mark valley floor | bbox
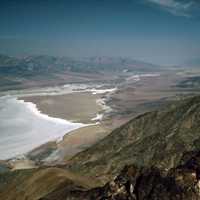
[2,69,200,170]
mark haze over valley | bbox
[0,0,200,199]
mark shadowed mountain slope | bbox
[41,151,200,200]
[68,95,200,183]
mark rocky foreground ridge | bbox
[1,151,200,200]
[41,151,200,200]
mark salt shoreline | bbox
[0,73,162,163]
[0,83,117,98]
[0,84,117,160]
[0,96,88,160]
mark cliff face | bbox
[67,96,200,183]
[40,151,200,200]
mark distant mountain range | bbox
[0,54,165,91]
[0,54,162,74]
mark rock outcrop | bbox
[42,151,200,200]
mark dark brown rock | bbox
[41,151,200,200]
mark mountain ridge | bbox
[67,95,200,183]
[41,150,200,200]
[0,54,165,91]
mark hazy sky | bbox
[0,0,200,65]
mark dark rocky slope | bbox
[68,95,200,183]
[2,151,200,200]
[41,151,200,200]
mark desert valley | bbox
[1,0,200,199]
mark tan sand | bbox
[18,124,109,166]
[58,124,109,161]
[12,92,111,167]
[19,92,103,123]
[9,159,37,170]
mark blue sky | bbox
[0,0,200,65]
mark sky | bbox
[0,0,200,65]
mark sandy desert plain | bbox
[1,69,200,170]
